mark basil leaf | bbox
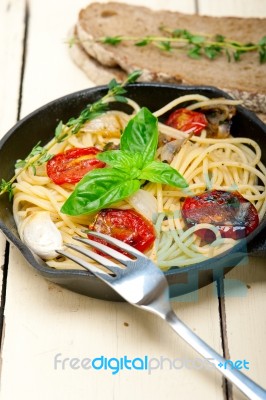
[97,150,143,171]
[139,161,188,188]
[120,107,158,165]
[61,168,140,215]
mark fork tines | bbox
[56,231,146,278]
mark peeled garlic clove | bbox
[21,211,63,260]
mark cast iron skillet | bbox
[0,83,265,301]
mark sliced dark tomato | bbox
[89,208,156,253]
[47,147,106,185]
[181,190,259,242]
[166,108,208,136]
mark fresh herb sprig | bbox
[61,107,188,216]
[0,143,53,199]
[97,28,266,63]
[54,70,141,139]
[0,71,142,199]
[15,142,53,173]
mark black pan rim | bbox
[0,82,265,292]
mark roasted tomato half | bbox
[181,190,259,242]
[166,108,208,136]
[89,208,156,253]
[47,147,106,185]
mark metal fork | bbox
[57,232,266,400]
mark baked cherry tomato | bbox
[166,108,208,135]
[181,190,259,242]
[47,147,106,185]
[89,208,156,253]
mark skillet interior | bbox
[0,83,265,301]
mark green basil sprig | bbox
[61,107,188,216]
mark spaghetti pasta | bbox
[12,95,266,271]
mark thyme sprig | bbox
[0,70,142,199]
[15,142,54,172]
[96,27,266,63]
[0,180,13,201]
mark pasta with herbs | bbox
[12,94,266,271]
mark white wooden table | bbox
[0,1,265,399]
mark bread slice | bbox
[69,27,127,84]
[75,2,266,113]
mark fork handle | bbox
[165,310,266,400]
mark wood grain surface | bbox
[0,1,265,399]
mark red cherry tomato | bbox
[47,147,106,185]
[89,208,156,253]
[181,190,259,242]
[166,108,208,135]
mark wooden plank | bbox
[0,0,26,334]
[222,258,266,400]
[198,0,266,17]
[20,0,92,115]
[198,1,266,398]
[0,0,26,136]
[0,239,6,306]
[1,248,224,400]
[0,1,225,399]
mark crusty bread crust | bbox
[69,27,127,84]
[75,2,266,113]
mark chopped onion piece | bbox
[127,189,157,221]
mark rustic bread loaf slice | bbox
[76,2,266,113]
[69,27,127,84]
